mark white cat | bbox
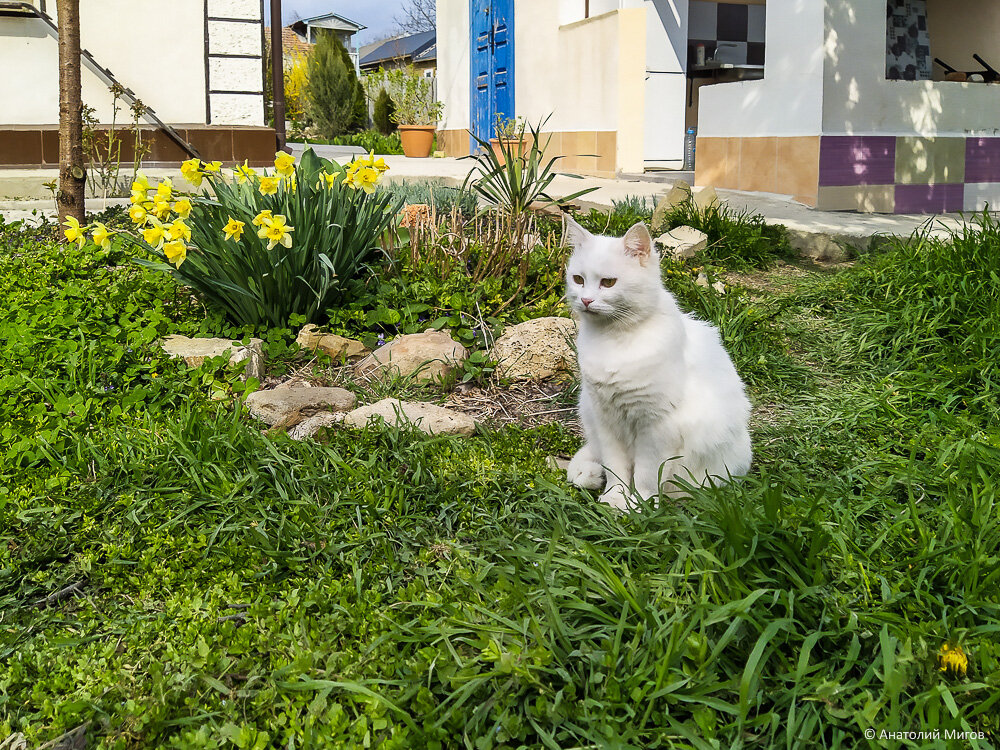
[563,216,752,509]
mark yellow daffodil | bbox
[317,170,340,190]
[234,161,257,185]
[91,222,113,251]
[151,195,172,221]
[142,218,167,249]
[155,177,173,201]
[173,198,192,219]
[286,175,297,194]
[223,217,245,242]
[257,213,294,250]
[63,216,87,247]
[252,209,273,227]
[168,218,191,243]
[128,204,148,225]
[180,158,203,186]
[354,166,380,194]
[939,643,969,677]
[367,150,389,173]
[258,176,280,196]
[274,151,296,177]
[162,239,187,269]
[203,161,222,173]
[133,172,152,192]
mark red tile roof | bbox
[263,26,313,58]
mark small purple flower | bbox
[377,333,386,346]
[418,316,427,323]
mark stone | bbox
[654,225,709,260]
[695,272,726,294]
[693,185,721,212]
[244,386,356,427]
[161,335,263,380]
[492,317,578,381]
[342,398,477,436]
[785,229,854,263]
[296,324,369,361]
[546,456,571,472]
[354,331,468,384]
[651,180,692,233]
[287,411,344,441]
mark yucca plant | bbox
[108,148,402,328]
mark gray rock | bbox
[693,185,721,212]
[296,324,369,361]
[342,398,477,436]
[354,331,468,384]
[786,229,856,262]
[651,180,692,234]
[492,317,578,381]
[695,272,726,294]
[287,412,344,441]
[244,386,356,427]
[161,335,263,380]
[654,225,709,259]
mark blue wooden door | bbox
[470,0,514,152]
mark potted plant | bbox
[390,67,444,158]
[490,114,527,166]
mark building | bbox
[288,11,366,72]
[360,31,437,75]
[0,0,274,167]
[437,0,1000,213]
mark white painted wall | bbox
[0,0,264,126]
[644,0,688,164]
[823,0,1000,136]
[436,0,470,132]
[697,0,826,137]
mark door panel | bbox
[470,0,514,152]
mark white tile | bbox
[688,0,717,39]
[747,4,766,43]
[964,182,1000,211]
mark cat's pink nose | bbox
[582,297,594,307]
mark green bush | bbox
[373,88,396,135]
[306,32,365,137]
[330,129,403,155]
[116,149,401,328]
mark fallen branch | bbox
[33,580,85,608]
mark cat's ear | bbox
[563,213,592,249]
[623,222,653,264]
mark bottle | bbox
[684,127,697,170]
[696,44,706,67]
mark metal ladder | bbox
[0,0,202,159]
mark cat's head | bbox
[564,215,661,322]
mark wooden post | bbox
[57,0,86,226]
[270,0,287,150]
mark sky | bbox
[264,1,408,46]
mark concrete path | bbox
[0,147,973,243]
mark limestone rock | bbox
[244,386,356,427]
[651,180,692,234]
[287,411,344,441]
[693,186,721,212]
[296,324,369,361]
[785,229,854,263]
[161,335,263,380]
[546,455,571,472]
[654,225,708,260]
[354,331,467,384]
[492,317,578,381]
[342,398,477,436]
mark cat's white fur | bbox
[564,216,752,509]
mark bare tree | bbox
[57,0,86,225]
[394,0,436,34]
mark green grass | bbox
[1,209,998,748]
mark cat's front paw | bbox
[567,453,605,490]
[598,484,634,511]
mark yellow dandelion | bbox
[939,643,969,677]
[162,239,187,269]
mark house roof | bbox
[264,26,314,57]
[413,43,436,64]
[360,30,435,68]
[297,11,366,32]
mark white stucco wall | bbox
[1,0,264,127]
[696,0,826,137]
[436,0,470,132]
[823,0,1000,136]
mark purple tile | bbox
[894,184,964,214]
[819,136,897,186]
[965,138,1000,183]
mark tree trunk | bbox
[57,0,86,226]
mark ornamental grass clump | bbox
[67,149,401,328]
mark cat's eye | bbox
[600,278,617,288]
[572,275,584,285]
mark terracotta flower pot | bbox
[398,125,436,158]
[489,138,527,166]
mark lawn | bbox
[1,194,998,749]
